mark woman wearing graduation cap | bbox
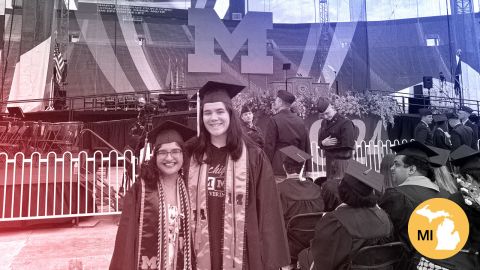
[186,81,290,270]
[110,121,196,270]
[298,160,394,270]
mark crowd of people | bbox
[110,81,480,270]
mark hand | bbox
[322,136,338,146]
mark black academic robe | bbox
[277,178,324,222]
[277,178,324,262]
[433,127,451,150]
[309,205,393,270]
[110,182,142,270]
[379,185,449,250]
[447,192,480,270]
[450,124,473,150]
[264,109,310,176]
[185,142,291,270]
[414,121,433,145]
[464,120,479,150]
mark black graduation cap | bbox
[198,81,245,105]
[343,160,384,193]
[449,145,480,171]
[390,141,439,159]
[279,145,312,163]
[147,120,196,147]
[433,114,447,123]
[427,146,450,167]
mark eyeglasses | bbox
[155,149,183,159]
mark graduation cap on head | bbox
[343,160,384,194]
[390,141,439,159]
[198,81,245,106]
[147,120,196,148]
[449,145,480,171]
[433,114,447,123]
[427,146,450,167]
[280,145,312,163]
[279,145,312,180]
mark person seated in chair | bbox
[297,160,393,270]
[277,146,324,267]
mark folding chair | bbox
[348,241,409,270]
[286,212,325,264]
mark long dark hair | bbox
[190,101,252,163]
[140,142,188,185]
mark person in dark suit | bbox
[264,90,310,180]
[459,106,479,150]
[240,104,264,148]
[317,97,356,182]
[432,114,452,150]
[448,112,474,150]
[414,108,433,145]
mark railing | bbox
[0,150,135,222]
[1,139,478,222]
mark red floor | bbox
[0,215,119,270]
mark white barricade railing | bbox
[309,139,413,179]
[1,139,476,221]
[0,150,135,222]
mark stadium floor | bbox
[0,215,119,270]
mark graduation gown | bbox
[379,180,449,249]
[241,122,265,149]
[447,192,480,269]
[309,205,393,270]
[414,121,433,146]
[186,142,290,270]
[450,124,473,150]
[433,127,451,150]
[318,114,356,158]
[277,178,324,222]
[264,109,310,176]
[464,120,479,150]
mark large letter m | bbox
[188,8,273,74]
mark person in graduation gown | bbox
[110,121,196,270]
[185,81,290,270]
[458,106,479,150]
[264,90,310,180]
[276,146,324,265]
[432,114,452,150]
[298,160,394,270]
[240,104,265,148]
[414,108,434,145]
[379,142,450,253]
[448,112,474,150]
[447,145,480,269]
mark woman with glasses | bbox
[186,81,290,270]
[110,120,196,270]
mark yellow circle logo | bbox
[408,198,469,259]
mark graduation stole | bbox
[137,178,193,270]
[188,143,249,270]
